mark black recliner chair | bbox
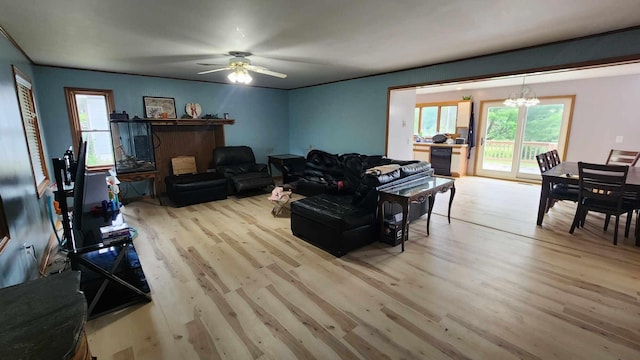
[212,146,274,195]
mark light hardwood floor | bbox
[85,176,640,359]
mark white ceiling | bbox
[415,61,640,94]
[1,0,640,89]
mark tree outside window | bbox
[65,88,115,168]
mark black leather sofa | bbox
[288,150,433,257]
[165,172,228,207]
[212,146,274,195]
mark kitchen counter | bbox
[413,143,468,177]
[414,142,468,148]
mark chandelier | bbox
[228,68,252,84]
[503,76,540,107]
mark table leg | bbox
[151,177,157,199]
[448,183,456,224]
[426,195,434,236]
[635,209,639,246]
[377,198,385,243]
[401,200,409,252]
[267,159,274,177]
[537,178,551,226]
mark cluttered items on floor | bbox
[268,185,293,217]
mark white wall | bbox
[387,88,416,160]
[415,73,640,173]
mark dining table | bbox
[537,162,640,233]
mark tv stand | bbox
[52,157,73,245]
[52,157,151,319]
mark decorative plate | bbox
[185,103,202,119]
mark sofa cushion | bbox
[231,172,274,192]
[165,173,228,207]
[165,172,227,191]
[291,194,374,230]
[399,161,432,177]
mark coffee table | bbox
[378,176,455,252]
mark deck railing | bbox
[484,140,557,161]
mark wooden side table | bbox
[268,154,306,183]
[378,176,455,252]
[117,170,159,200]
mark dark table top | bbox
[0,271,86,360]
[380,176,454,197]
[543,162,640,188]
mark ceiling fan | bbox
[197,51,287,84]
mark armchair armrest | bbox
[250,163,268,173]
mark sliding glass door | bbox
[476,96,574,180]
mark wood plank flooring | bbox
[85,176,640,359]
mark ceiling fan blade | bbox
[247,65,287,78]
[197,67,233,75]
[197,62,228,67]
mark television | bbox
[70,140,87,251]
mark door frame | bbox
[473,95,575,179]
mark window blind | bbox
[14,68,48,197]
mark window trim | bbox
[415,100,459,138]
[64,87,115,171]
[13,66,49,198]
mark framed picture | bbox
[143,96,176,119]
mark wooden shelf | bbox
[149,119,235,126]
[110,118,235,126]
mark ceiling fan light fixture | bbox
[504,76,539,107]
[228,68,252,84]
[228,70,238,83]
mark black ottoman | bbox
[165,173,228,207]
[290,193,376,257]
[230,172,274,193]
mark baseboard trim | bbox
[40,222,61,275]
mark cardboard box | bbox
[382,218,403,246]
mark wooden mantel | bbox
[149,118,234,194]
[147,118,235,126]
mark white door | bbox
[476,97,574,180]
[387,88,416,159]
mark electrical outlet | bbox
[24,243,34,257]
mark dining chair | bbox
[549,149,561,167]
[606,149,640,166]
[569,162,634,245]
[536,153,578,213]
[603,149,640,235]
[544,152,556,168]
[536,153,550,173]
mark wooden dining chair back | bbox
[536,153,551,173]
[606,149,640,166]
[569,162,632,245]
[537,153,578,213]
[549,149,561,167]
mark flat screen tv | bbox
[70,140,87,251]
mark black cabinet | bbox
[431,147,452,176]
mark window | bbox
[65,88,115,169]
[414,101,458,138]
[13,66,49,198]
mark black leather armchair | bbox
[212,146,274,194]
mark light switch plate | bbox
[615,136,623,143]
